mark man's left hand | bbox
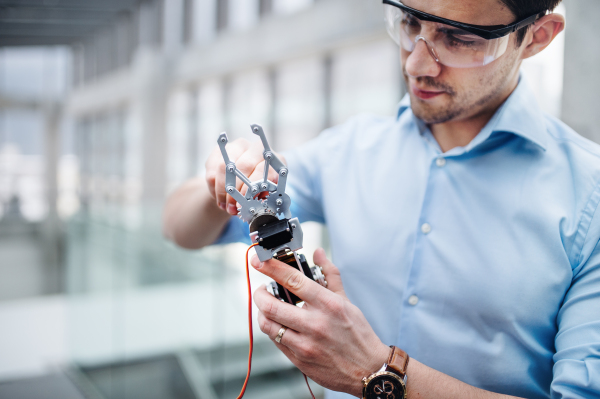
[251,248,390,397]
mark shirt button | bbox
[436,157,446,167]
[408,295,419,306]
[421,223,431,234]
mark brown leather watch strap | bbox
[386,346,409,378]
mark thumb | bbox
[313,248,347,299]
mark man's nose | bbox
[404,39,441,78]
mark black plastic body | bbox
[256,219,293,250]
[276,253,314,305]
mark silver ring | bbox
[275,326,287,343]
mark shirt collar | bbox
[396,76,548,152]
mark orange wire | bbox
[237,243,258,399]
[237,243,315,399]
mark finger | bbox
[256,310,302,348]
[207,140,249,209]
[251,254,330,309]
[213,162,228,210]
[246,160,280,200]
[204,146,224,204]
[313,248,346,298]
[225,142,265,213]
[256,313,306,369]
[254,284,308,332]
[226,145,285,210]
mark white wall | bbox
[276,56,324,151]
[196,79,224,176]
[228,0,260,32]
[331,38,402,126]
[192,0,217,44]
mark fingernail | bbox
[227,204,237,214]
[250,255,262,269]
[218,202,226,210]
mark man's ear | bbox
[521,13,565,60]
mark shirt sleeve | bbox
[552,194,600,398]
[283,135,328,225]
[212,216,251,245]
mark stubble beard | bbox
[402,54,517,125]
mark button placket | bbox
[396,148,443,348]
[421,223,431,234]
[408,295,419,306]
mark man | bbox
[164,0,600,397]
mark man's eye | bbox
[446,35,476,48]
[401,15,420,27]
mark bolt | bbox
[276,198,283,206]
[228,166,234,173]
[286,228,290,232]
[280,169,287,176]
[252,186,258,193]
[253,127,259,132]
[261,183,267,189]
[250,208,256,214]
[291,224,296,229]
[227,187,234,193]
[259,237,263,242]
[220,137,226,142]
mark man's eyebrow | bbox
[437,26,477,35]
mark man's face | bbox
[401,0,523,124]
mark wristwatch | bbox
[362,346,409,399]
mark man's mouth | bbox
[411,84,445,100]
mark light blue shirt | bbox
[216,79,600,399]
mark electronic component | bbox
[217,124,327,305]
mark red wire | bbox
[303,373,316,399]
[237,243,315,399]
[237,243,258,399]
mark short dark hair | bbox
[498,0,562,46]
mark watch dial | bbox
[365,375,404,399]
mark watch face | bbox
[365,374,405,399]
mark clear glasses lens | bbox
[384,5,510,68]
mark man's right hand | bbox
[204,137,286,216]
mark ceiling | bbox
[0,0,139,46]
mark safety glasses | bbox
[383,0,545,68]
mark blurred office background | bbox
[0,0,596,398]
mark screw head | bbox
[253,127,259,132]
[220,137,226,142]
[250,208,256,214]
[252,186,258,192]
[276,198,283,206]
[261,183,267,189]
[227,187,234,193]
[280,169,287,176]
[227,166,234,172]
